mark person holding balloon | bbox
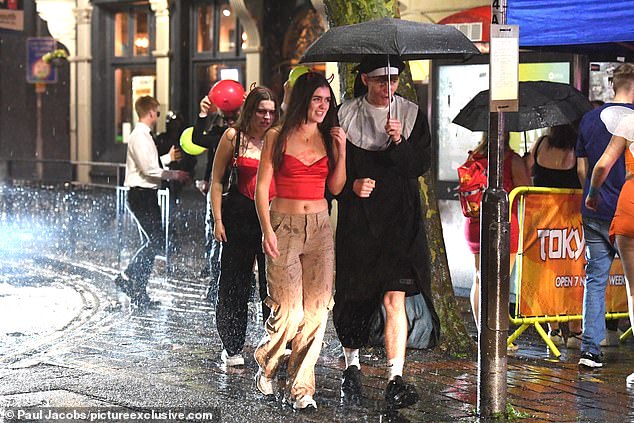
[152,110,196,267]
[209,85,279,367]
[190,81,243,300]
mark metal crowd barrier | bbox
[507,186,630,357]
[2,158,126,187]
[2,158,173,276]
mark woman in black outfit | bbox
[209,87,278,367]
[526,123,583,348]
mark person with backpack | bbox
[458,132,531,330]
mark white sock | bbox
[387,358,404,381]
[344,348,360,369]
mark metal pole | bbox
[35,83,45,180]
[478,0,510,417]
[387,54,392,119]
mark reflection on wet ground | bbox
[1,183,634,422]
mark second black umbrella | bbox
[452,81,593,132]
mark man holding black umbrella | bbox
[298,16,476,410]
[334,55,439,409]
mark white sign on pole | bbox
[490,24,519,112]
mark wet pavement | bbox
[2,183,634,422]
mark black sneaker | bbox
[385,376,419,409]
[579,351,603,368]
[340,366,363,405]
[113,275,132,296]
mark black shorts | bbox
[383,277,419,297]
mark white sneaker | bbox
[578,351,603,368]
[548,330,565,347]
[255,369,275,396]
[221,349,244,367]
[291,394,317,411]
[627,372,634,385]
[566,332,582,349]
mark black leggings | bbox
[215,192,269,355]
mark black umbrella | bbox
[300,18,479,118]
[452,81,593,132]
[299,17,480,63]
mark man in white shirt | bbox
[115,96,190,308]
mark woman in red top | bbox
[254,72,346,410]
[210,87,278,368]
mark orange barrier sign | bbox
[517,190,626,317]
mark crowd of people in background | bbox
[113,59,634,412]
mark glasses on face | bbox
[255,109,275,117]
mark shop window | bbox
[134,12,150,56]
[194,0,243,56]
[218,1,236,53]
[193,62,245,100]
[196,5,214,53]
[114,67,156,144]
[114,13,129,56]
[114,8,154,57]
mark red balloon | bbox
[208,80,245,113]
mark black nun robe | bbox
[333,94,440,350]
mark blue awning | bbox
[507,0,634,46]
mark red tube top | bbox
[274,154,329,200]
[236,156,275,201]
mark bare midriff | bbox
[270,197,328,215]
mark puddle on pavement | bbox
[0,283,83,338]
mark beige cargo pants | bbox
[254,210,334,399]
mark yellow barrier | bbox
[507,187,629,357]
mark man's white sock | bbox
[344,348,360,369]
[387,358,404,381]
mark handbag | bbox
[222,131,240,196]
